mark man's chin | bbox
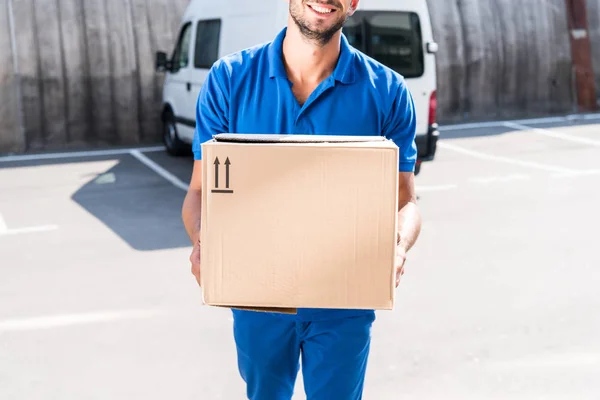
[291,12,344,45]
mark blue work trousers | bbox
[232,309,376,400]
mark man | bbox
[181,0,422,398]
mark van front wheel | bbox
[163,111,189,157]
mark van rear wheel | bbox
[163,111,189,157]
[414,161,421,176]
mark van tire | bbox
[162,110,189,157]
[414,162,421,176]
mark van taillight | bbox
[428,90,437,126]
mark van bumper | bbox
[416,123,439,162]
[414,123,439,175]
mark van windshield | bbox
[343,11,424,78]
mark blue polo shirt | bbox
[192,27,417,320]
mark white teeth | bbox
[310,5,333,14]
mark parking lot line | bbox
[437,141,578,174]
[129,150,190,191]
[416,184,458,192]
[503,122,600,146]
[0,225,59,236]
[0,213,6,232]
[553,169,600,178]
[0,212,58,236]
[469,174,531,184]
[0,146,164,163]
[0,309,163,332]
[440,112,600,131]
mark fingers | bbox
[190,245,201,287]
[395,262,405,288]
[191,263,201,287]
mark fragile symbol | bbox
[212,157,233,194]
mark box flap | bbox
[213,133,388,144]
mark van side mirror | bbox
[426,42,439,54]
[156,51,171,72]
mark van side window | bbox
[171,22,193,72]
[344,12,424,78]
[194,19,222,69]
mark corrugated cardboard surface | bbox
[200,135,399,313]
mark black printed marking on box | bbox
[212,156,234,194]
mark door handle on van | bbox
[186,82,191,91]
[426,42,439,54]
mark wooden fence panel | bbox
[12,0,44,150]
[0,0,598,153]
[428,0,577,123]
[35,0,68,149]
[589,0,600,98]
[1,0,188,153]
[57,0,90,147]
[0,0,23,153]
[106,0,139,145]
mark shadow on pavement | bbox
[70,154,193,251]
[0,151,194,251]
[439,125,516,139]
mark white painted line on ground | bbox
[129,150,190,192]
[470,174,531,184]
[1,225,59,236]
[0,309,163,332]
[0,212,58,236]
[416,184,458,192]
[0,213,7,233]
[437,141,578,174]
[553,169,600,178]
[440,113,600,131]
[503,122,600,146]
[0,146,165,163]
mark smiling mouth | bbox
[307,3,336,15]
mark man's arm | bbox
[394,171,422,285]
[381,77,421,286]
[182,161,203,245]
[396,171,421,254]
[182,60,230,286]
[182,60,230,243]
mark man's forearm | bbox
[182,189,202,245]
[396,201,422,252]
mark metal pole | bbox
[565,0,598,112]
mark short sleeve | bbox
[192,62,230,160]
[382,80,418,172]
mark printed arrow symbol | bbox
[224,157,231,189]
[214,157,220,188]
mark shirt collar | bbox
[268,27,357,84]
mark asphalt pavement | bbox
[1,115,599,399]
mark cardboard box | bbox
[200,134,399,313]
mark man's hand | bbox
[182,161,203,288]
[395,245,407,287]
[190,240,201,287]
[394,171,421,288]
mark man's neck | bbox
[282,20,341,84]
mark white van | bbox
[156,0,439,174]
